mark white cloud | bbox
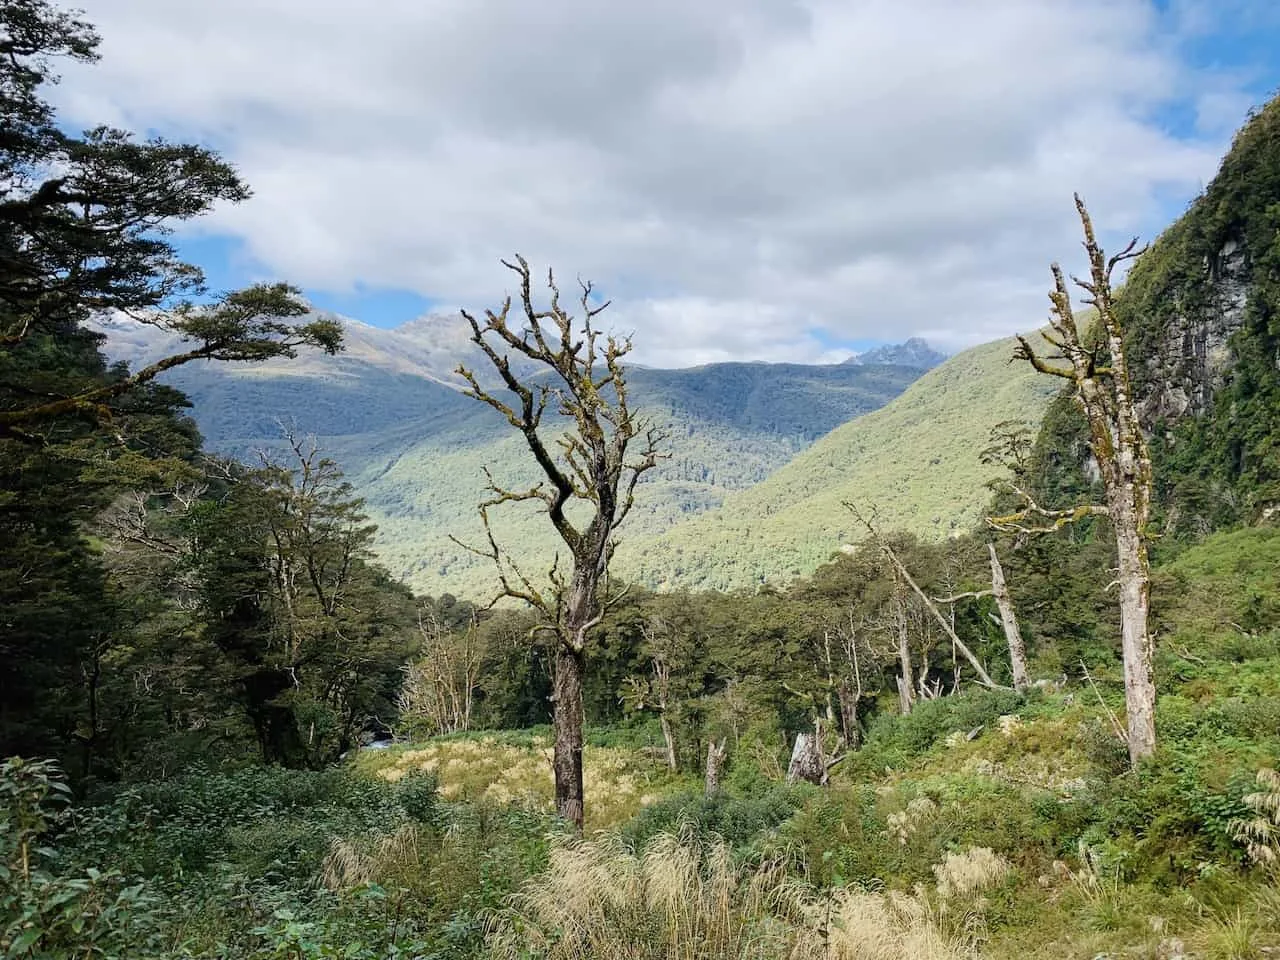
[54,0,1268,363]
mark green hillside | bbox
[347,363,922,596]
[150,355,924,597]
[620,334,1060,590]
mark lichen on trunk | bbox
[452,255,665,830]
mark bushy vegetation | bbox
[5,1,1280,957]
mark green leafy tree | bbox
[0,0,343,767]
[193,440,416,767]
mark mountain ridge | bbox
[844,336,947,369]
[100,320,946,596]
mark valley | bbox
[6,4,1280,959]
[101,315,1058,598]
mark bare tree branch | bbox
[452,254,667,830]
[844,502,1006,690]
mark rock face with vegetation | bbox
[1122,98,1280,531]
[6,1,1280,958]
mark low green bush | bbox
[621,783,806,847]
[850,687,1029,773]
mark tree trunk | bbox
[704,738,727,797]
[998,196,1158,765]
[886,545,999,688]
[244,668,304,766]
[988,543,1030,692]
[896,604,915,715]
[1115,517,1156,762]
[787,723,828,786]
[552,645,586,830]
[837,682,862,750]
[659,712,678,772]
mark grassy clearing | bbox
[359,731,696,831]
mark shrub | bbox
[396,770,441,827]
[852,688,1028,772]
[1,758,169,958]
[621,784,805,847]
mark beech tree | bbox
[454,256,664,830]
[0,0,341,441]
[990,194,1156,763]
[0,0,340,764]
[195,438,414,766]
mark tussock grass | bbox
[1229,767,1280,867]
[485,829,1005,959]
[369,734,685,830]
[321,822,421,891]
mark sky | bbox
[51,0,1280,367]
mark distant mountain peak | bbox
[844,337,946,369]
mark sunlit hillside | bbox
[621,334,1060,590]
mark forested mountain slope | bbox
[1118,96,1280,532]
[100,315,930,596]
[621,334,1060,590]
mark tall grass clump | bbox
[1230,767,1280,868]
[485,828,989,960]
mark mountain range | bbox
[99,313,1055,599]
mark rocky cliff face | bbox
[1134,233,1252,426]
[1025,95,1280,531]
[1117,94,1279,428]
[1114,94,1280,526]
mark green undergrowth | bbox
[7,529,1280,958]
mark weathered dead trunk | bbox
[1114,511,1156,762]
[552,645,586,830]
[787,723,828,786]
[896,601,915,715]
[659,713,678,771]
[704,738,727,797]
[992,196,1161,764]
[848,505,1001,689]
[836,680,861,750]
[651,652,678,772]
[988,543,1030,692]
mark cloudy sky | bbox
[55,0,1280,366]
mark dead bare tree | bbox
[933,544,1031,692]
[824,607,883,749]
[889,580,916,714]
[986,544,1031,692]
[452,255,665,830]
[990,194,1156,764]
[704,738,727,797]
[844,502,1004,690]
[399,612,483,736]
[641,619,679,771]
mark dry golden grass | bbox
[321,822,421,891]
[372,735,678,830]
[933,847,1010,902]
[485,829,1000,960]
